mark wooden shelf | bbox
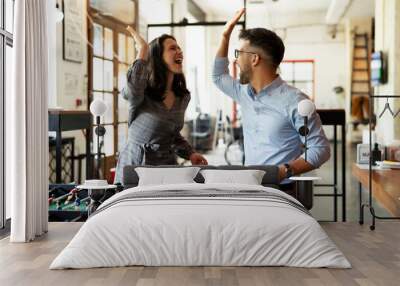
[352,163,400,216]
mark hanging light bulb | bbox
[90,99,107,117]
[55,3,64,23]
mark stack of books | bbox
[376,160,400,169]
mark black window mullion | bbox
[1,0,5,230]
[93,54,107,61]
[0,33,4,229]
[1,0,13,230]
[1,0,4,30]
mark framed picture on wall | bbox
[63,0,83,63]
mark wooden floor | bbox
[0,222,399,286]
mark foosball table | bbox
[48,184,120,221]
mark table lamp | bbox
[290,99,318,210]
[90,99,107,178]
[298,99,316,162]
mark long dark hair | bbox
[145,34,189,102]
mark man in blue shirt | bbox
[213,9,330,184]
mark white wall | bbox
[54,0,89,180]
[374,0,400,145]
[56,1,88,110]
[185,21,207,119]
[48,0,57,108]
[283,25,346,110]
[139,0,172,41]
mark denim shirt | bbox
[212,57,330,168]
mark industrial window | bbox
[280,60,315,100]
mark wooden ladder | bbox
[350,33,371,129]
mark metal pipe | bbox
[148,21,246,28]
[96,116,101,179]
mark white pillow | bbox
[135,167,200,186]
[200,169,266,185]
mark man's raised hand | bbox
[216,8,245,58]
[223,8,245,38]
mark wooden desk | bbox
[48,110,92,183]
[352,163,400,216]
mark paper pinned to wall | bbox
[63,0,83,63]
[64,72,80,97]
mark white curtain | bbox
[8,0,49,242]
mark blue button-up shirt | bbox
[212,57,330,168]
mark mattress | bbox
[50,183,351,269]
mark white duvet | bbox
[50,183,351,269]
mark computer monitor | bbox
[371,51,387,86]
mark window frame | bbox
[281,59,315,100]
[1,0,14,232]
[87,1,137,178]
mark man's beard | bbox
[239,69,251,84]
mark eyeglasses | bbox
[234,49,257,59]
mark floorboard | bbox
[1,222,399,286]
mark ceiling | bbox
[192,0,374,23]
[193,0,331,18]
[89,0,135,24]
[87,0,375,26]
[345,0,375,19]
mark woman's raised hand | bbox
[126,26,149,60]
[222,8,245,38]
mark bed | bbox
[50,165,350,269]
